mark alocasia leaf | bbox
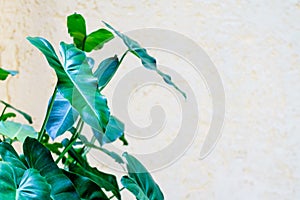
[69,164,121,200]
[103,21,186,99]
[0,68,17,80]
[67,13,114,52]
[0,142,27,184]
[23,137,80,200]
[0,121,37,142]
[63,170,109,200]
[17,168,51,200]
[46,91,79,140]
[0,100,32,124]
[94,55,119,90]
[122,152,164,200]
[27,37,110,133]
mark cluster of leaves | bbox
[0,13,184,199]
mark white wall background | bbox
[0,0,299,199]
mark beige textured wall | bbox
[0,0,299,199]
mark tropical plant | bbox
[0,13,185,200]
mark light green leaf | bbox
[67,13,86,50]
[67,13,114,52]
[103,21,186,99]
[123,152,164,200]
[121,176,149,200]
[0,121,37,142]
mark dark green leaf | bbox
[123,152,164,200]
[0,121,37,142]
[0,162,17,199]
[46,91,79,140]
[63,170,109,200]
[0,112,16,121]
[94,56,119,90]
[67,13,87,50]
[103,22,186,98]
[17,168,51,200]
[0,142,27,184]
[23,137,80,200]
[0,100,33,124]
[121,176,149,200]
[0,68,17,80]
[84,29,114,52]
[69,164,121,200]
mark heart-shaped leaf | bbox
[67,13,114,52]
[63,170,109,200]
[23,137,80,200]
[122,152,164,200]
[0,100,32,124]
[0,68,17,80]
[103,22,186,99]
[0,162,52,199]
[46,91,79,140]
[0,121,37,142]
[27,37,110,133]
[69,164,121,200]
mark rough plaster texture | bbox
[0,0,299,199]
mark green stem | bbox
[108,187,125,200]
[55,119,84,164]
[38,85,58,141]
[0,105,7,119]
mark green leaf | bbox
[0,162,52,199]
[0,100,33,124]
[69,164,121,200]
[63,170,109,200]
[0,112,16,121]
[0,162,17,199]
[0,68,17,80]
[94,56,119,90]
[93,115,125,146]
[27,37,110,133]
[67,13,86,50]
[103,22,186,99]
[121,176,149,200]
[46,91,79,140]
[84,29,114,52]
[17,168,51,200]
[23,137,80,200]
[67,13,114,52]
[0,121,37,142]
[0,142,27,184]
[59,42,110,132]
[123,152,164,200]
